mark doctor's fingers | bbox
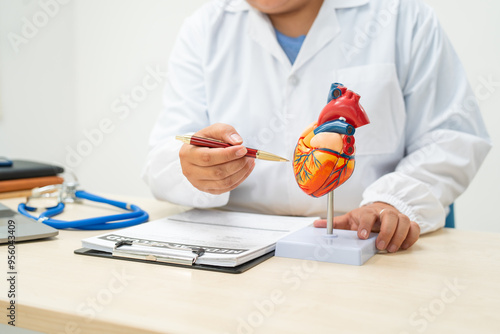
[194,159,256,195]
[400,222,420,250]
[195,123,244,145]
[350,206,381,239]
[180,144,248,167]
[376,210,415,252]
[182,153,253,182]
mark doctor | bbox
[143,0,491,252]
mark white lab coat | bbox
[143,0,491,233]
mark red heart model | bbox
[293,83,370,197]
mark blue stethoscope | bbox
[18,181,149,230]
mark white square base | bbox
[275,226,378,266]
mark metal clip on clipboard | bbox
[112,240,206,266]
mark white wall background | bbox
[0,0,499,233]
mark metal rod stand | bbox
[327,191,334,235]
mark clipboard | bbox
[75,209,316,274]
[74,247,274,274]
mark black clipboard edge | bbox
[74,247,274,274]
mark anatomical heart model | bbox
[275,84,374,263]
[276,88,372,262]
[293,83,370,198]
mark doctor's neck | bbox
[248,0,324,37]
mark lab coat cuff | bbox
[360,173,445,234]
[360,194,417,224]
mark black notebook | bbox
[0,160,64,181]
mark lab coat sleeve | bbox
[360,1,492,233]
[142,6,230,208]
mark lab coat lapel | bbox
[247,6,291,68]
[245,0,369,71]
[293,0,369,71]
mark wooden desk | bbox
[1,196,499,334]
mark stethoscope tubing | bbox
[18,190,149,230]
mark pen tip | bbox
[175,135,191,144]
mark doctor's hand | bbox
[313,202,420,252]
[179,123,256,195]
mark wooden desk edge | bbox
[0,300,163,334]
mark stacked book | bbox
[0,159,64,199]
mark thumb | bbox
[313,214,351,230]
[197,123,243,145]
[313,219,326,228]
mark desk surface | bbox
[0,196,499,334]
